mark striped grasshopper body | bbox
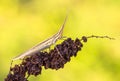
[12,16,67,61]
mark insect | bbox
[12,16,67,61]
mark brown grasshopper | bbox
[12,16,67,61]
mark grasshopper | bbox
[12,16,67,61]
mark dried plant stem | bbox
[86,35,115,40]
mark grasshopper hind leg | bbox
[9,60,13,73]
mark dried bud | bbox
[82,36,87,42]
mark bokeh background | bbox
[0,0,120,81]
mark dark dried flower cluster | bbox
[5,37,87,81]
[5,35,114,81]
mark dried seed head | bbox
[6,35,114,81]
[5,37,84,81]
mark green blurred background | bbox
[0,0,120,81]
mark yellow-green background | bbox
[0,0,120,81]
